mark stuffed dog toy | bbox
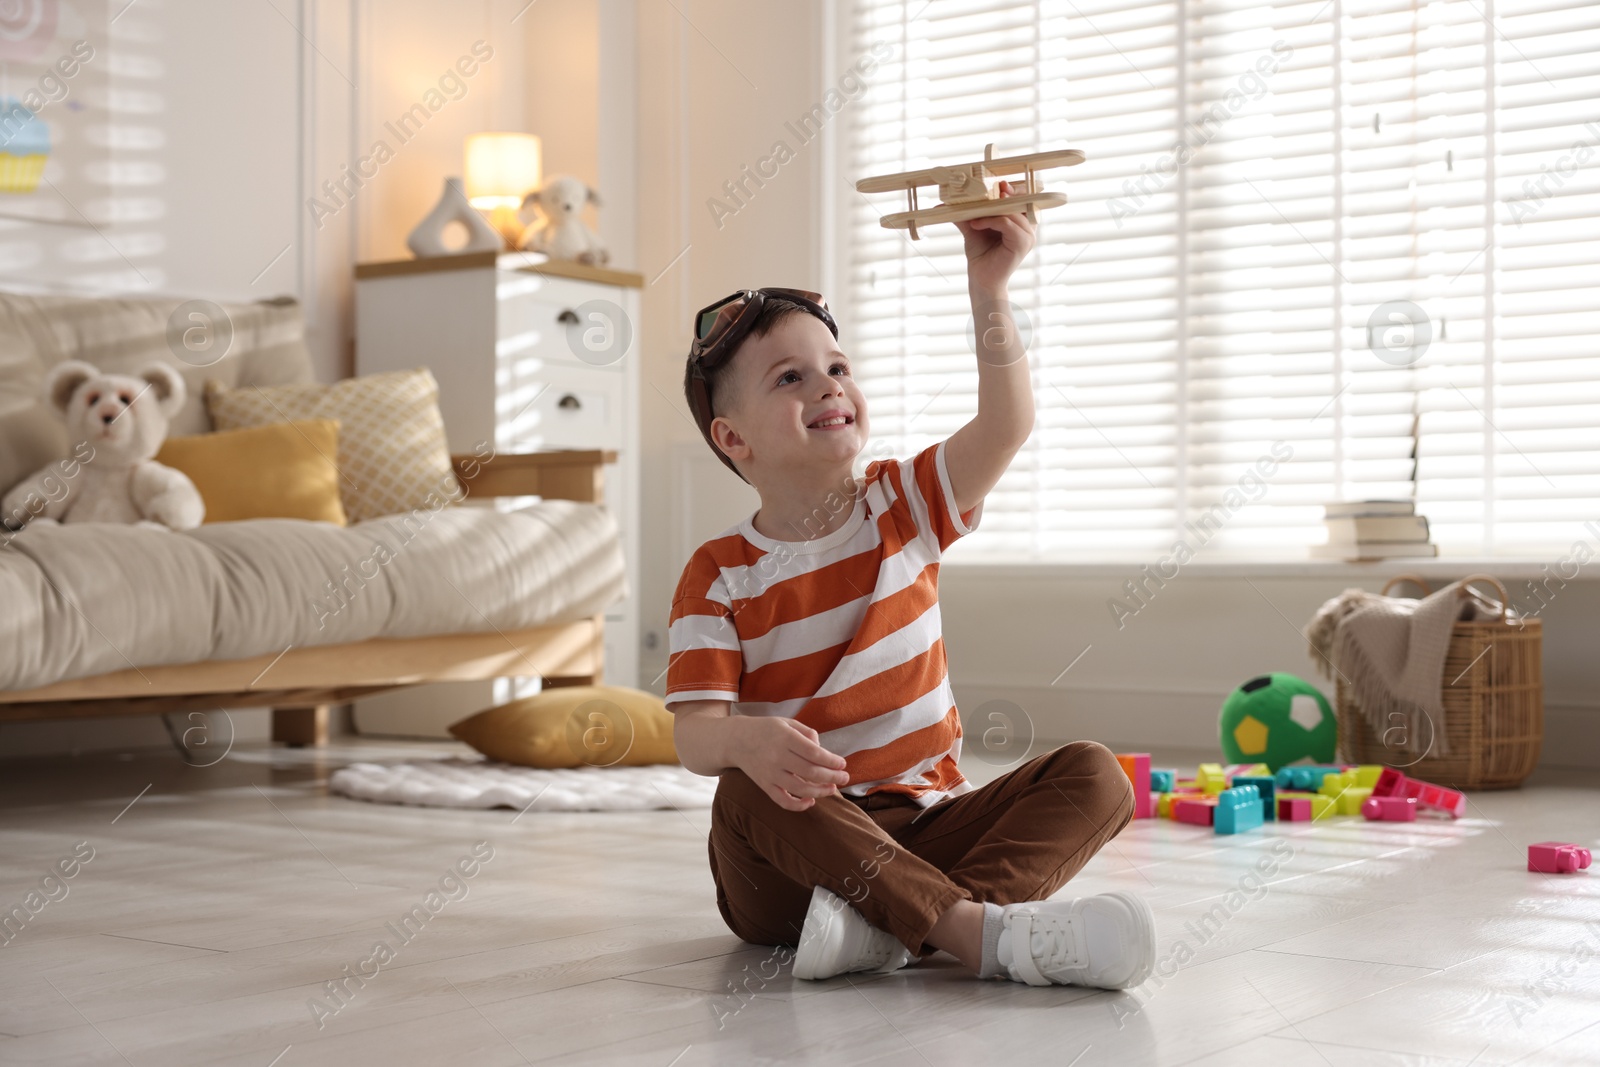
[518,174,610,266]
[1,360,204,530]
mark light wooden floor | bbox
[1,736,1596,1066]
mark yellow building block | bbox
[1198,763,1228,794]
[1336,786,1374,815]
[1319,770,1356,797]
[1240,763,1271,778]
[1353,765,1384,789]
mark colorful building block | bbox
[1116,753,1153,818]
[1413,781,1467,819]
[1318,770,1356,797]
[1278,796,1313,821]
[1371,767,1404,796]
[1275,765,1344,792]
[1373,768,1466,818]
[1352,765,1384,789]
[1159,791,1207,818]
[1232,775,1276,822]
[1150,769,1176,794]
[1197,763,1228,795]
[1361,795,1417,821]
[1528,842,1592,874]
[1174,797,1218,826]
[1276,791,1335,820]
[1225,763,1271,779]
[1335,786,1373,815]
[1214,785,1264,835]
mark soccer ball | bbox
[1218,673,1336,771]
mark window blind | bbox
[841,0,1600,558]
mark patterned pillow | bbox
[204,369,456,522]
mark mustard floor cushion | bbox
[449,685,679,768]
[155,418,348,525]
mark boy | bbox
[666,184,1155,989]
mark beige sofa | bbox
[0,291,625,746]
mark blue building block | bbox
[1150,769,1176,794]
[1214,785,1264,835]
[1276,765,1344,792]
[1232,775,1276,822]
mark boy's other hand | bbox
[732,716,851,812]
[954,180,1038,295]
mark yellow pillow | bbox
[156,419,348,525]
[449,686,679,768]
[204,369,455,523]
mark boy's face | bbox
[711,312,869,484]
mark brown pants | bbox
[707,741,1135,957]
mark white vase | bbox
[407,177,503,257]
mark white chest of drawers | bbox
[350,251,642,737]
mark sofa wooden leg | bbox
[542,676,598,689]
[273,705,329,747]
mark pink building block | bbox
[1372,767,1406,797]
[1371,768,1466,818]
[1277,797,1313,822]
[1174,798,1217,826]
[1361,796,1417,822]
[1528,842,1592,874]
[1117,753,1153,819]
[1415,781,1467,818]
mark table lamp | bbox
[465,132,542,249]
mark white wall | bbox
[0,0,607,380]
[634,0,826,684]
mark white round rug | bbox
[329,758,717,812]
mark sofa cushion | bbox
[0,499,626,693]
[155,419,348,525]
[449,686,678,768]
[205,368,455,524]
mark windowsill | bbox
[942,556,1576,582]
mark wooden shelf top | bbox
[356,250,645,289]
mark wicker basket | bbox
[1335,573,1543,790]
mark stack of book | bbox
[1312,500,1437,560]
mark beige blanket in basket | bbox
[1306,580,1512,757]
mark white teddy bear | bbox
[1,360,205,531]
[518,174,610,266]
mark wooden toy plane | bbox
[855,143,1085,239]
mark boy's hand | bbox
[730,716,850,812]
[953,180,1037,296]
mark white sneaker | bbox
[997,891,1156,989]
[791,885,913,980]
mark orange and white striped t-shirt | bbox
[666,439,983,807]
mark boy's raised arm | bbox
[943,181,1039,517]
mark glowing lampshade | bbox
[465,133,542,209]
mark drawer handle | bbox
[557,393,582,410]
[557,309,580,325]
